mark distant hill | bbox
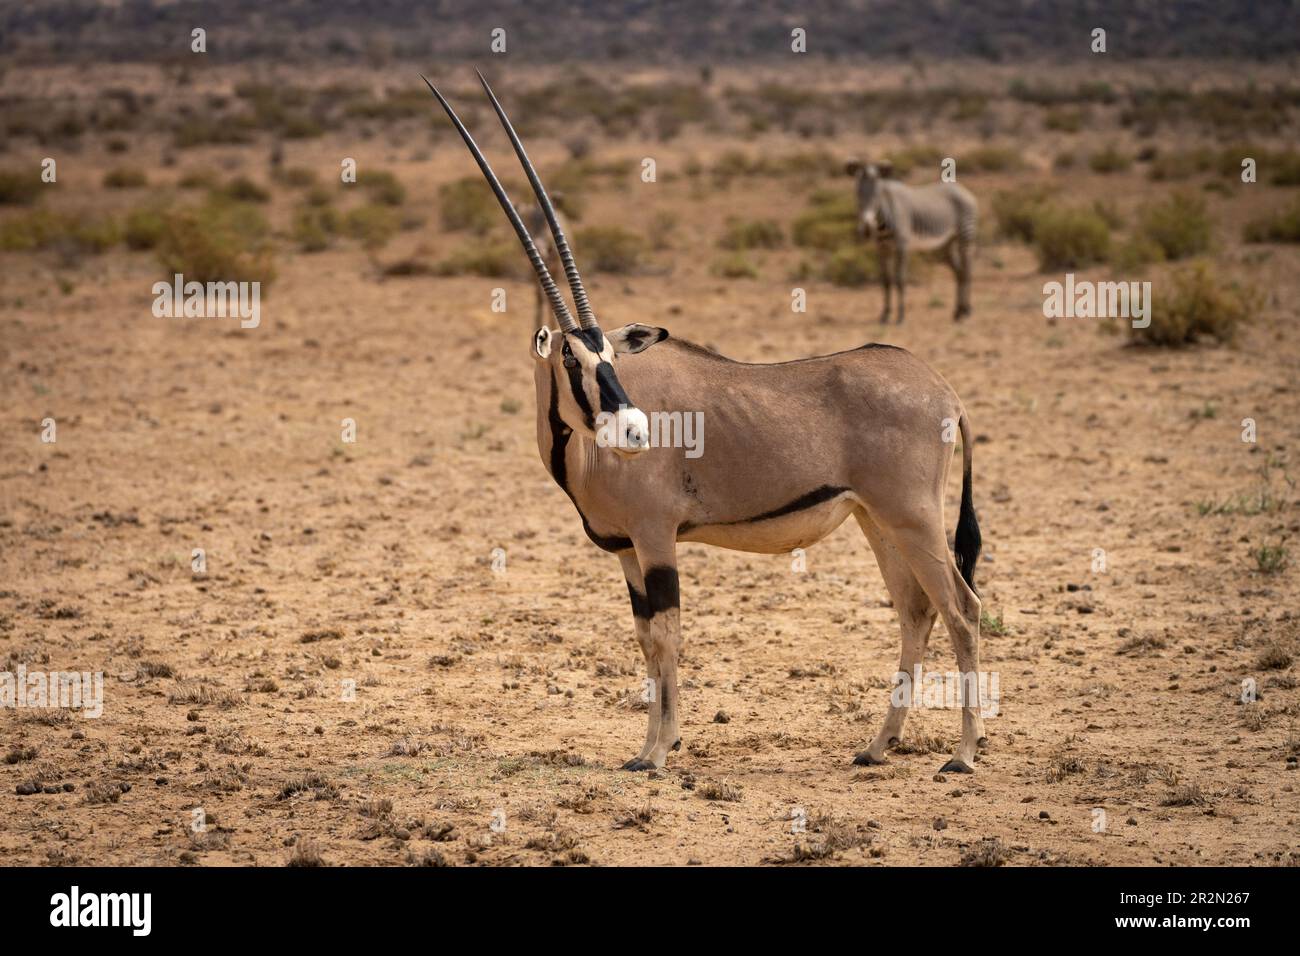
[2,0,1297,63]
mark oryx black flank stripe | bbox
[746,485,850,522]
[700,485,850,528]
[643,566,680,615]
[548,368,632,554]
[674,486,849,539]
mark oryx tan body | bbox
[427,72,988,776]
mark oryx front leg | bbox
[623,538,681,771]
[619,550,660,768]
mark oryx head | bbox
[845,159,894,238]
[425,71,665,457]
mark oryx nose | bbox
[620,408,650,452]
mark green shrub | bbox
[1244,197,1300,243]
[214,175,271,203]
[274,167,318,188]
[439,177,497,233]
[292,204,341,252]
[719,218,783,250]
[177,169,219,190]
[123,206,168,250]
[1110,235,1165,271]
[991,186,1052,242]
[103,167,147,189]
[885,144,944,176]
[1129,262,1255,347]
[344,204,400,250]
[712,252,759,278]
[792,191,857,250]
[1088,144,1132,174]
[574,225,643,273]
[1032,206,1110,271]
[1043,108,1084,132]
[0,169,43,205]
[156,200,274,285]
[1269,151,1300,186]
[361,170,406,207]
[1137,191,1210,260]
[434,239,521,278]
[822,244,881,286]
[1147,149,1213,181]
[959,146,1024,173]
[0,208,119,253]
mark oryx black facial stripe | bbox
[595,362,632,415]
[565,361,596,429]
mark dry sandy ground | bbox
[1,108,1299,866]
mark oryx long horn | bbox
[476,70,598,330]
[420,74,578,333]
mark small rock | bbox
[933,817,948,831]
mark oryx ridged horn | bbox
[420,73,578,333]
[476,70,598,330]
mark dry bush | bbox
[102,167,147,189]
[1244,197,1300,243]
[439,176,499,234]
[1137,191,1211,260]
[0,168,43,205]
[1032,205,1111,271]
[343,203,400,250]
[156,200,275,286]
[574,225,644,273]
[991,186,1053,242]
[1129,262,1254,347]
[719,217,783,250]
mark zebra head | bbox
[845,159,895,238]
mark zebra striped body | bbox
[847,160,977,323]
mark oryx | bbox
[846,159,977,324]
[426,73,988,774]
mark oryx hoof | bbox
[853,750,888,766]
[977,736,989,750]
[938,758,975,774]
[622,758,657,772]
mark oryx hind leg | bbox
[622,536,682,771]
[871,509,985,773]
[852,510,936,766]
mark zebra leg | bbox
[893,242,908,324]
[876,240,893,324]
[954,238,973,320]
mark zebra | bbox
[845,159,978,324]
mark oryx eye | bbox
[562,342,577,368]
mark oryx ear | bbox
[876,160,896,179]
[844,159,864,176]
[533,326,553,359]
[607,323,669,354]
